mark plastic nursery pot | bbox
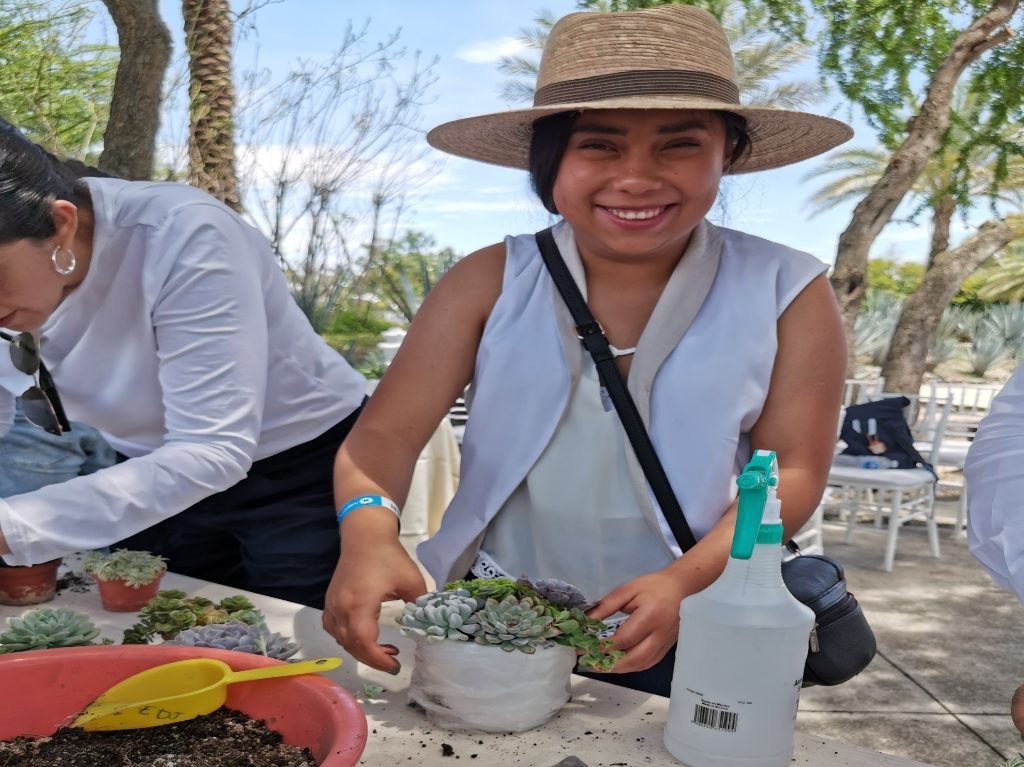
[93,573,164,612]
[408,639,577,732]
[0,645,368,767]
[0,559,61,606]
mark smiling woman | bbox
[323,3,850,698]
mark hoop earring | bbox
[50,245,76,277]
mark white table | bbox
[0,563,932,767]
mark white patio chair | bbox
[843,377,886,406]
[918,380,1003,538]
[828,392,951,571]
[448,395,469,445]
[787,501,825,557]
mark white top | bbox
[964,364,1023,604]
[0,178,366,565]
[482,358,672,600]
[418,220,826,586]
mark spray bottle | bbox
[664,450,814,767]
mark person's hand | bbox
[322,539,426,674]
[1012,682,1024,735]
[587,568,689,673]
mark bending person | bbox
[0,122,367,608]
[324,5,848,694]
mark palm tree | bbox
[498,1,824,109]
[183,0,241,211]
[805,90,1024,269]
[976,240,1024,301]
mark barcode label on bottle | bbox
[692,703,738,732]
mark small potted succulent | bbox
[0,607,102,653]
[83,549,167,612]
[0,558,62,606]
[397,577,623,733]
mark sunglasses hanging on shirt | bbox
[0,330,71,435]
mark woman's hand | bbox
[322,537,426,674]
[587,568,690,673]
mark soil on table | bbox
[0,708,317,766]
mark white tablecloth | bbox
[0,563,932,767]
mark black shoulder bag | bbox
[535,228,875,687]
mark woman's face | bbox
[0,237,67,331]
[551,108,730,266]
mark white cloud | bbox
[456,36,527,64]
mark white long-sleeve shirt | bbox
[965,364,1024,604]
[0,178,366,565]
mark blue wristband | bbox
[337,495,401,525]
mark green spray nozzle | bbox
[730,450,779,560]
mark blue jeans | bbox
[0,400,115,497]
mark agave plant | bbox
[165,619,300,660]
[398,589,480,642]
[0,607,101,653]
[474,594,558,653]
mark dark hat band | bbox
[534,69,740,107]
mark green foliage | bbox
[355,682,385,701]
[371,232,459,322]
[998,757,1024,767]
[0,0,118,160]
[867,258,924,297]
[122,590,262,644]
[760,1,1024,153]
[82,549,167,587]
[0,607,100,653]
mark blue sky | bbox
[147,1,945,267]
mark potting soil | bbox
[0,708,317,766]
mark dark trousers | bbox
[116,402,363,609]
[576,644,676,697]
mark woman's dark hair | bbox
[528,112,579,215]
[0,118,92,245]
[528,109,753,216]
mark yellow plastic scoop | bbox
[72,656,342,731]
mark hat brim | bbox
[426,99,853,174]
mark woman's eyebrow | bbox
[570,121,713,135]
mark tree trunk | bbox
[880,219,1016,393]
[927,196,956,269]
[99,0,171,180]
[829,0,1016,372]
[183,0,241,211]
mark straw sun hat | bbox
[426,4,852,174]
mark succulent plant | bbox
[474,594,558,653]
[82,549,167,587]
[0,607,101,653]
[122,590,262,644]
[165,619,300,660]
[398,589,480,642]
[519,576,594,610]
[403,578,624,669]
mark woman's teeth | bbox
[607,207,665,220]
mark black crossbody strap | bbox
[535,228,698,552]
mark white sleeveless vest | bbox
[417,220,827,586]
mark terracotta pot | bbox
[93,573,164,612]
[0,645,367,766]
[0,559,61,606]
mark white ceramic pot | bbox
[408,639,576,732]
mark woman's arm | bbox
[589,274,846,673]
[322,242,505,672]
